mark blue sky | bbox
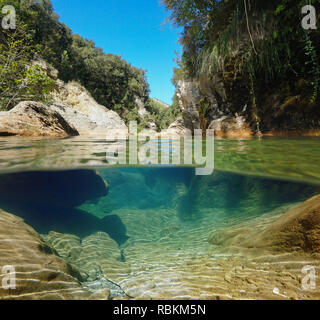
[51,0,182,105]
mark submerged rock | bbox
[45,231,130,298]
[0,209,109,300]
[82,275,127,300]
[253,195,320,255]
[0,170,108,208]
[0,101,79,137]
[208,194,320,257]
[0,169,130,246]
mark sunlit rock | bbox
[53,80,128,137]
[0,209,107,300]
[208,115,252,137]
[0,101,79,137]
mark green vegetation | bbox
[146,97,181,130]
[0,0,150,118]
[0,0,180,128]
[163,0,320,131]
[0,21,55,110]
[60,34,150,121]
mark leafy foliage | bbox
[145,97,182,130]
[0,0,152,123]
[0,24,55,110]
[62,34,150,118]
[162,0,320,130]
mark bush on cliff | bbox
[163,0,320,131]
[0,25,55,110]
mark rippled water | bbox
[0,136,320,185]
[1,136,320,300]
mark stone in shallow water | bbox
[0,205,129,244]
[253,194,320,255]
[208,194,320,256]
[0,209,106,300]
[45,231,130,299]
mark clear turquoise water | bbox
[1,136,319,244]
[1,136,320,299]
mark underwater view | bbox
[0,0,320,306]
[0,136,320,300]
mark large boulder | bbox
[208,194,320,257]
[0,101,79,137]
[45,231,129,289]
[0,209,109,300]
[53,81,128,136]
[253,195,320,255]
[50,104,103,135]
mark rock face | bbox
[0,101,79,137]
[53,81,128,136]
[176,80,201,131]
[175,78,254,137]
[176,70,320,135]
[151,98,169,108]
[0,209,109,300]
[0,170,108,208]
[208,115,252,137]
[32,56,59,80]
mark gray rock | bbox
[53,81,128,136]
[0,101,79,137]
[176,80,201,130]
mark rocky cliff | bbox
[0,58,131,137]
[53,80,128,136]
[174,73,320,137]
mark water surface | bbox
[0,136,320,185]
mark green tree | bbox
[0,25,55,110]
